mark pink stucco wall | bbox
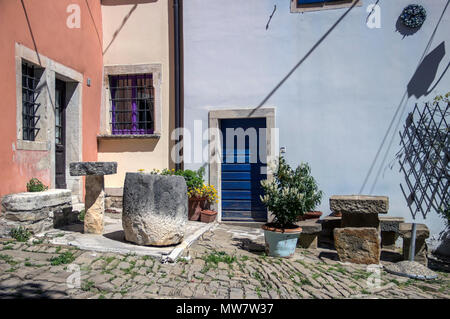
[0,0,103,197]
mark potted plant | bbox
[260,156,323,257]
[188,183,218,221]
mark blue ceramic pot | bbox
[262,224,302,258]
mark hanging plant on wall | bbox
[400,4,427,29]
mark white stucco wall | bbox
[183,0,450,237]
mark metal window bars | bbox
[397,101,449,220]
[22,62,41,141]
[109,74,155,135]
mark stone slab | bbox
[329,195,389,214]
[399,223,430,239]
[69,162,117,176]
[334,227,381,264]
[2,189,72,212]
[294,219,322,234]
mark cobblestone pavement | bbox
[0,223,449,299]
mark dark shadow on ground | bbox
[0,282,68,299]
[381,250,403,263]
[230,237,265,256]
[428,254,450,273]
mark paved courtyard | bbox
[0,223,449,299]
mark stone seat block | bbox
[295,219,322,249]
[380,216,405,233]
[2,189,72,212]
[334,227,381,264]
[70,162,117,176]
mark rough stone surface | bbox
[122,173,188,246]
[84,176,105,234]
[0,190,75,237]
[434,226,450,257]
[329,195,389,214]
[399,223,430,240]
[2,190,72,212]
[334,227,381,264]
[380,216,405,232]
[295,220,322,234]
[69,162,117,176]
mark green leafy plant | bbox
[10,226,32,242]
[49,251,75,266]
[26,178,48,192]
[152,167,205,193]
[260,156,323,228]
[78,209,86,222]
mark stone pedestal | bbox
[399,223,429,266]
[122,173,188,246]
[295,219,322,249]
[329,195,388,264]
[380,216,404,250]
[70,162,117,235]
[334,227,381,264]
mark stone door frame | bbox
[208,107,277,222]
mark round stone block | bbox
[122,173,188,246]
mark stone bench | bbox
[0,189,74,237]
[330,195,388,264]
[70,162,117,234]
[318,216,341,245]
[295,219,322,249]
[380,216,404,250]
[399,223,430,266]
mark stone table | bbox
[70,162,117,234]
[330,195,389,264]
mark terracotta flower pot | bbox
[330,211,342,217]
[303,211,323,220]
[188,197,206,221]
[200,210,217,223]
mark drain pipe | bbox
[409,222,417,261]
[174,0,182,171]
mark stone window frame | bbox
[290,0,362,13]
[101,64,162,138]
[208,107,277,222]
[14,43,84,199]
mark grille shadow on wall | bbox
[396,102,449,220]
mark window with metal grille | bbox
[109,74,154,135]
[22,62,41,141]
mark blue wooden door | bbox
[220,118,267,221]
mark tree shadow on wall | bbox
[407,41,448,99]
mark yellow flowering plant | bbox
[188,184,218,204]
